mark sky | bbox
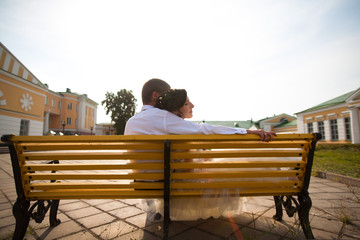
[1,0,359,123]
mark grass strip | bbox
[313,144,360,179]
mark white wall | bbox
[0,114,43,136]
[0,114,20,136]
[296,115,305,133]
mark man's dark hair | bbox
[142,78,171,104]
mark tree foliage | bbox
[101,89,137,135]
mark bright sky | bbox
[1,0,359,123]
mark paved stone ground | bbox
[0,153,359,240]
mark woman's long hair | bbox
[155,89,187,117]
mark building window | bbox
[20,120,29,135]
[307,123,313,133]
[68,103,72,110]
[58,101,61,109]
[45,96,48,105]
[330,119,338,140]
[76,104,79,112]
[345,117,352,141]
[67,117,72,125]
[51,99,55,107]
[318,121,325,140]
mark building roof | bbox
[0,42,47,89]
[274,119,297,128]
[256,113,296,124]
[59,89,98,105]
[295,90,355,114]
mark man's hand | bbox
[246,129,277,142]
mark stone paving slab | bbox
[0,153,359,239]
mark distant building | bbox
[95,122,115,135]
[272,119,298,133]
[255,114,297,133]
[0,42,98,136]
[296,88,360,144]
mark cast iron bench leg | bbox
[273,196,283,221]
[50,200,61,226]
[12,197,30,240]
[298,192,314,239]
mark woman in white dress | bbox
[151,89,244,221]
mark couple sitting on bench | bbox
[124,78,276,221]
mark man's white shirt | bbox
[124,105,247,135]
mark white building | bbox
[296,88,360,144]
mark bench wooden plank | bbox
[24,172,164,180]
[24,170,304,181]
[22,160,305,171]
[25,180,302,191]
[172,149,304,159]
[23,163,163,171]
[19,151,163,161]
[172,161,305,169]
[18,140,310,151]
[171,141,310,149]
[9,133,316,143]
[27,189,163,199]
[170,188,300,197]
[24,170,303,181]
[171,170,303,179]
[27,188,300,200]
[19,149,305,161]
[18,142,164,151]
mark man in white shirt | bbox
[124,78,276,140]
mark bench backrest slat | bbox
[22,160,306,172]
[9,133,316,142]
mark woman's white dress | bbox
[143,155,298,221]
[146,157,245,221]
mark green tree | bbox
[101,89,137,135]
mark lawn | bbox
[313,144,360,179]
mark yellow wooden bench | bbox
[1,133,321,239]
